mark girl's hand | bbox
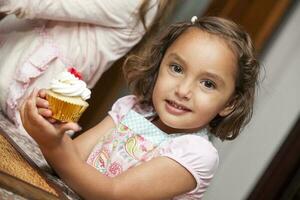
[36,89,57,124]
[19,89,81,148]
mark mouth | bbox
[165,100,192,113]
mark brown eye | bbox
[170,64,183,74]
[202,80,216,89]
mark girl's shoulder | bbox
[108,95,153,125]
[161,134,219,166]
[159,134,219,178]
[158,135,219,197]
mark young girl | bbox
[20,16,260,199]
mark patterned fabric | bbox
[87,110,171,177]
[87,107,213,199]
[87,122,157,177]
[87,95,219,199]
[122,110,186,144]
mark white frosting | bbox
[50,71,91,100]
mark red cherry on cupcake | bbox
[68,67,82,80]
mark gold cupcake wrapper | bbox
[46,91,88,122]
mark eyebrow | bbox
[168,53,226,86]
[168,53,187,65]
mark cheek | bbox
[153,76,166,95]
[152,76,170,110]
[152,81,161,105]
[152,85,158,103]
[193,94,227,116]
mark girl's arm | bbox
[35,89,115,161]
[73,116,115,161]
[0,0,142,27]
[21,90,196,200]
[47,146,196,200]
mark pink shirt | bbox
[87,95,219,199]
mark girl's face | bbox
[152,28,237,133]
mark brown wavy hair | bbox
[123,16,260,141]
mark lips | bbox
[165,100,192,114]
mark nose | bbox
[175,79,192,100]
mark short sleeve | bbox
[108,95,137,125]
[158,135,219,198]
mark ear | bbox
[219,98,236,117]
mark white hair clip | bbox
[191,16,198,24]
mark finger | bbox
[38,108,52,118]
[19,98,27,125]
[22,100,37,134]
[36,97,49,108]
[29,88,39,101]
[24,99,38,123]
[38,89,47,98]
[47,118,57,124]
[17,89,32,112]
[20,89,39,127]
[24,97,49,129]
[58,122,81,134]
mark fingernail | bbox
[44,102,49,107]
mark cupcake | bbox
[45,67,91,122]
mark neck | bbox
[152,116,200,134]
